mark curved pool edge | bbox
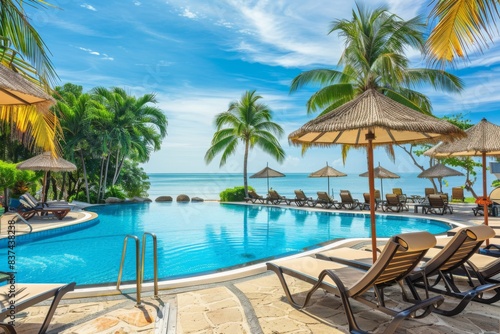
[67,208,470,299]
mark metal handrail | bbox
[116,235,143,307]
[10,213,33,234]
[141,232,158,298]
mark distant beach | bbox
[146,173,494,201]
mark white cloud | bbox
[78,47,114,61]
[134,1,141,5]
[81,4,97,11]
[180,8,198,19]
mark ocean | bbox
[146,172,494,201]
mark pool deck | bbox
[2,202,500,333]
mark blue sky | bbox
[28,0,500,175]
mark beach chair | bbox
[424,188,435,197]
[244,190,266,204]
[392,188,405,197]
[404,225,500,316]
[22,192,69,208]
[382,193,403,212]
[293,190,317,207]
[267,231,443,333]
[18,195,71,220]
[426,194,453,215]
[267,190,292,205]
[451,187,465,202]
[0,281,76,334]
[315,191,339,209]
[339,190,361,210]
[361,192,381,210]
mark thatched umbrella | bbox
[309,162,347,196]
[250,163,285,194]
[417,163,464,193]
[359,163,399,199]
[17,152,77,202]
[289,89,465,262]
[425,118,500,230]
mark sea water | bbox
[147,172,492,201]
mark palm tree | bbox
[290,3,463,117]
[426,1,500,66]
[0,1,61,156]
[0,0,57,85]
[205,90,285,196]
[92,87,167,201]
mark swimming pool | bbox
[3,202,451,286]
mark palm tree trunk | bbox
[102,154,111,201]
[97,155,106,202]
[79,150,90,203]
[243,139,249,196]
[112,151,125,186]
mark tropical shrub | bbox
[105,185,126,200]
[219,186,251,202]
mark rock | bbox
[143,197,152,202]
[155,196,173,202]
[177,194,190,202]
[130,197,144,202]
[105,197,123,203]
[191,197,204,202]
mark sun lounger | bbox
[316,225,500,316]
[293,190,317,207]
[382,193,403,212]
[339,190,361,210]
[426,194,453,215]
[315,191,339,209]
[267,231,443,334]
[405,225,500,316]
[451,187,465,202]
[22,192,69,209]
[267,190,292,205]
[0,281,76,333]
[18,195,71,220]
[424,188,435,197]
[244,190,266,204]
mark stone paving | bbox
[2,202,500,333]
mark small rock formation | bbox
[155,196,173,202]
[191,197,204,202]
[176,194,190,202]
[105,197,123,203]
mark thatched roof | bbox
[289,89,465,147]
[309,165,347,178]
[250,166,285,178]
[17,152,77,172]
[425,118,500,157]
[0,65,54,106]
[359,165,399,179]
[417,163,463,179]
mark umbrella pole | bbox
[482,152,490,246]
[367,132,377,263]
[380,178,383,200]
[328,177,330,196]
[42,171,48,203]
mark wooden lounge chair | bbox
[361,192,381,210]
[0,281,76,334]
[18,195,71,220]
[382,193,403,212]
[392,188,405,197]
[451,187,465,202]
[405,225,500,316]
[267,231,443,333]
[339,190,361,210]
[22,192,69,209]
[315,191,339,209]
[244,190,266,204]
[293,190,316,207]
[267,190,292,205]
[427,194,453,215]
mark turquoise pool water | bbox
[2,202,451,286]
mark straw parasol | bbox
[0,65,55,106]
[289,89,465,262]
[425,118,500,231]
[250,163,285,194]
[359,163,399,199]
[17,152,77,202]
[417,163,464,193]
[309,162,347,196]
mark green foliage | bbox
[105,185,126,200]
[0,160,38,197]
[219,186,250,202]
[70,190,98,204]
[117,160,150,198]
[493,179,500,188]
